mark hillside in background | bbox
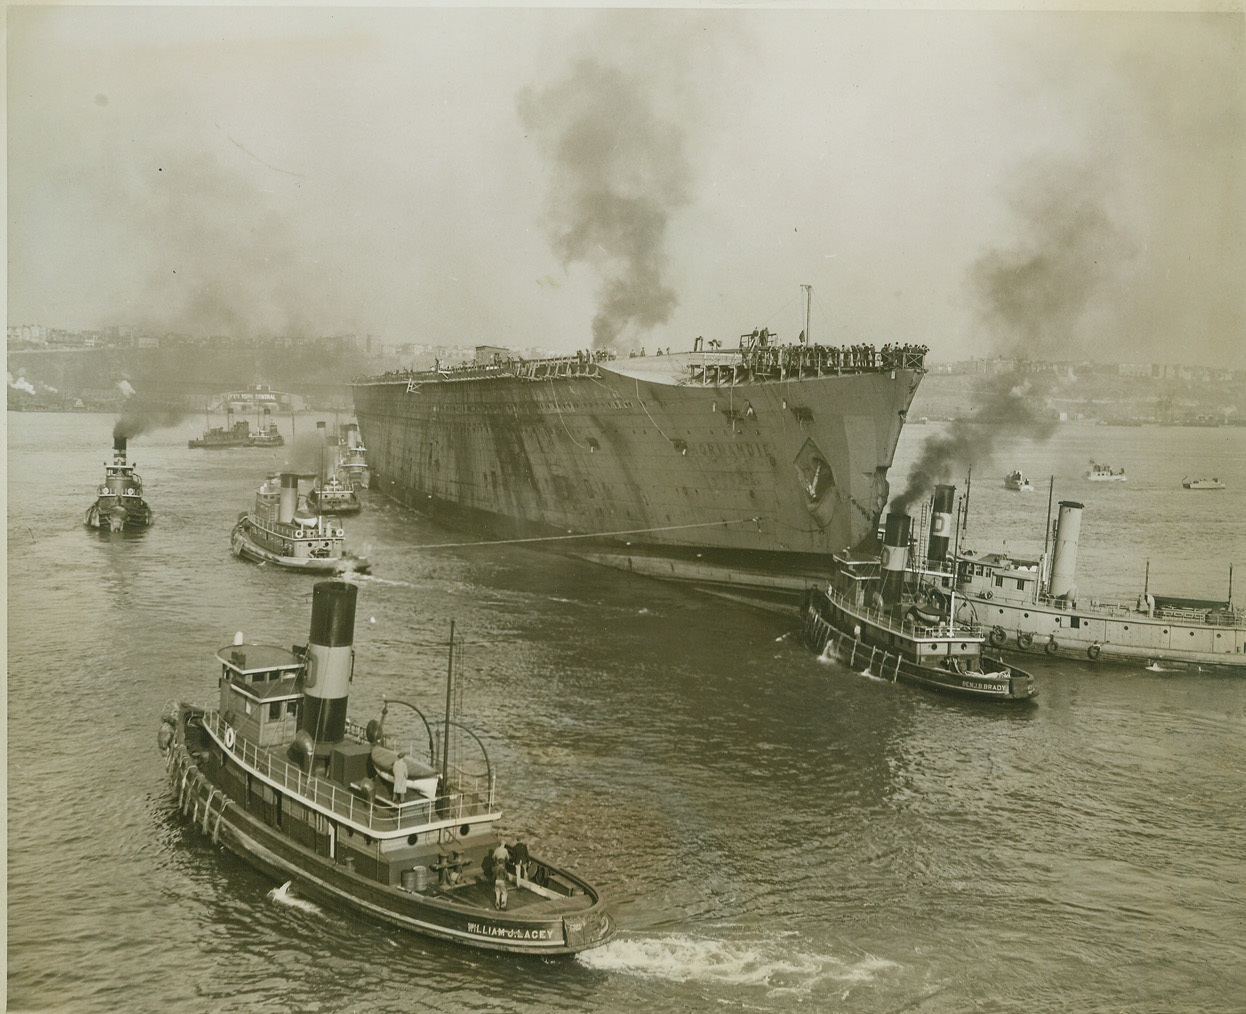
[8,344,1246,425]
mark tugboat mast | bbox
[441,620,455,795]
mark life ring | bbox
[1018,632,1034,650]
[295,530,305,538]
[984,591,993,600]
[126,487,136,495]
[1087,643,1102,660]
[1045,638,1059,656]
[224,726,236,749]
[989,626,1007,647]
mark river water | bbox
[7,411,1245,1013]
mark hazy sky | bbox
[7,5,1245,367]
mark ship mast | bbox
[801,284,812,345]
[441,620,456,796]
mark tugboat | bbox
[307,473,362,515]
[231,473,369,573]
[85,436,153,530]
[1004,469,1034,492]
[248,407,285,448]
[1085,460,1127,482]
[157,580,613,954]
[801,493,1037,702]
[1182,477,1226,490]
[337,422,371,490]
[189,409,251,449]
[953,491,1245,671]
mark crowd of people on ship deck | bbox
[370,339,927,380]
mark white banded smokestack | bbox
[298,580,357,745]
[344,422,359,450]
[927,484,956,565]
[1049,500,1084,600]
[880,513,912,606]
[113,435,127,466]
[279,473,299,523]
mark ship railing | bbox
[687,343,927,386]
[822,585,982,639]
[202,711,497,834]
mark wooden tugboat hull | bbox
[163,707,612,955]
[803,589,1037,701]
[231,520,368,574]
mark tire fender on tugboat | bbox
[989,626,1007,647]
[1045,637,1059,656]
[1087,643,1102,660]
[1017,632,1034,650]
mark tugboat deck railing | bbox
[824,583,984,642]
[200,710,498,838]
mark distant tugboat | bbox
[1085,460,1127,482]
[248,407,285,448]
[1182,477,1226,490]
[337,422,371,490]
[231,473,369,573]
[189,409,251,449]
[801,496,1037,702]
[307,473,362,515]
[1004,469,1034,492]
[85,436,153,530]
[157,580,613,954]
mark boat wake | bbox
[577,933,897,997]
[268,881,322,916]
[351,572,414,588]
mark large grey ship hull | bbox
[352,344,925,603]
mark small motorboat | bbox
[1182,477,1226,490]
[1085,460,1127,481]
[1004,469,1033,492]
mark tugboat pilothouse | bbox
[85,436,153,530]
[337,422,371,490]
[157,580,613,954]
[231,473,369,573]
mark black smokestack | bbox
[113,435,127,465]
[517,58,692,349]
[298,581,358,745]
[880,513,911,607]
[926,484,956,565]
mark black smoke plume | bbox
[517,58,692,349]
[113,380,187,441]
[889,374,1059,516]
[891,161,1122,514]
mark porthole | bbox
[408,833,419,845]
[460,824,471,837]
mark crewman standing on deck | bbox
[392,754,408,804]
[492,842,511,909]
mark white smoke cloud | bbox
[8,372,38,395]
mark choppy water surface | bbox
[7,412,1245,1013]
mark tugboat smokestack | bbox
[881,512,911,606]
[279,472,298,523]
[113,436,127,466]
[927,484,956,565]
[299,580,358,744]
[1049,501,1084,601]
[345,422,360,449]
